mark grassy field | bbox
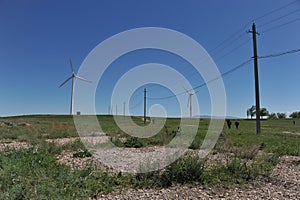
[0,115,299,198]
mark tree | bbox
[247,105,256,119]
[277,112,286,119]
[268,113,277,119]
[260,108,269,119]
[247,106,269,119]
[290,111,300,118]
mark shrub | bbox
[124,137,144,148]
[162,154,206,185]
[73,150,93,158]
[131,154,206,188]
[111,137,125,147]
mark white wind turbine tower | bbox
[184,87,195,119]
[59,59,91,115]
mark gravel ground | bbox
[97,155,300,199]
[1,138,299,199]
[0,140,31,151]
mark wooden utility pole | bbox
[123,101,126,118]
[144,88,147,124]
[249,22,261,134]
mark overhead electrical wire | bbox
[193,59,253,94]
[254,0,299,22]
[208,23,251,54]
[147,59,253,100]
[258,48,300,59]
[259,8,300,28]
[260,17,300,33]
[153,1,300,93]
[146,47,300,101]
[213,39,252,62]
[145,2,300,92]
[144,1,300,102]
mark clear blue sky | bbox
[0,0,300,117]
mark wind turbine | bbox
[59,59,91,115]
[184,87,195,119]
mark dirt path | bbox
[282,131,300,136]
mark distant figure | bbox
[177,126,182,136]
[226,119,232,129]
[293,120,296,125]
[235,120,240,129]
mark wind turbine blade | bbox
[183,86,189,94]
[59,76,72,87]
[69,59,74,73]
[187,96,190,107]
[75,75,92,83]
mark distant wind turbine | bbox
[184,87,195,119]
[59,59,91,115]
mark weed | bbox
[124,137,144,148]
[111,137,125,147]
[162,154,206,184]
[73,150,93,158]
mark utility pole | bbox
[248,22,261,135]
[144,88,147,124]
[116,104,118,116]
[189,94,193,119]
[108,106,111,115]
[123,101,126,118]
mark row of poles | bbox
[108,88,147,124]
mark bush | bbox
[162,154,206,185]
[201,154,279,187]
[111,137,125,147]
[131,154,206,188]
[73,150,93,158]
[189,135,203,149]
[124,137,144,148]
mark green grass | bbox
[0,145,127,199]
[0,115,299,198]
[218,119,300,156]
[1,115,299,156]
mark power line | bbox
[209,0,299,54]
[144,2,300,92]
[213,39,251,62]
[258,48,300,59]
[210,33,248,57]
[254,0,299,21]
[152,36,251,92]
[193,59,253,94]
[138,2,300,102]
[147,59,253,100]
[260,17,300,33]
[147,47,300,101]
[208,23,251,54]
[259,8,300,28]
